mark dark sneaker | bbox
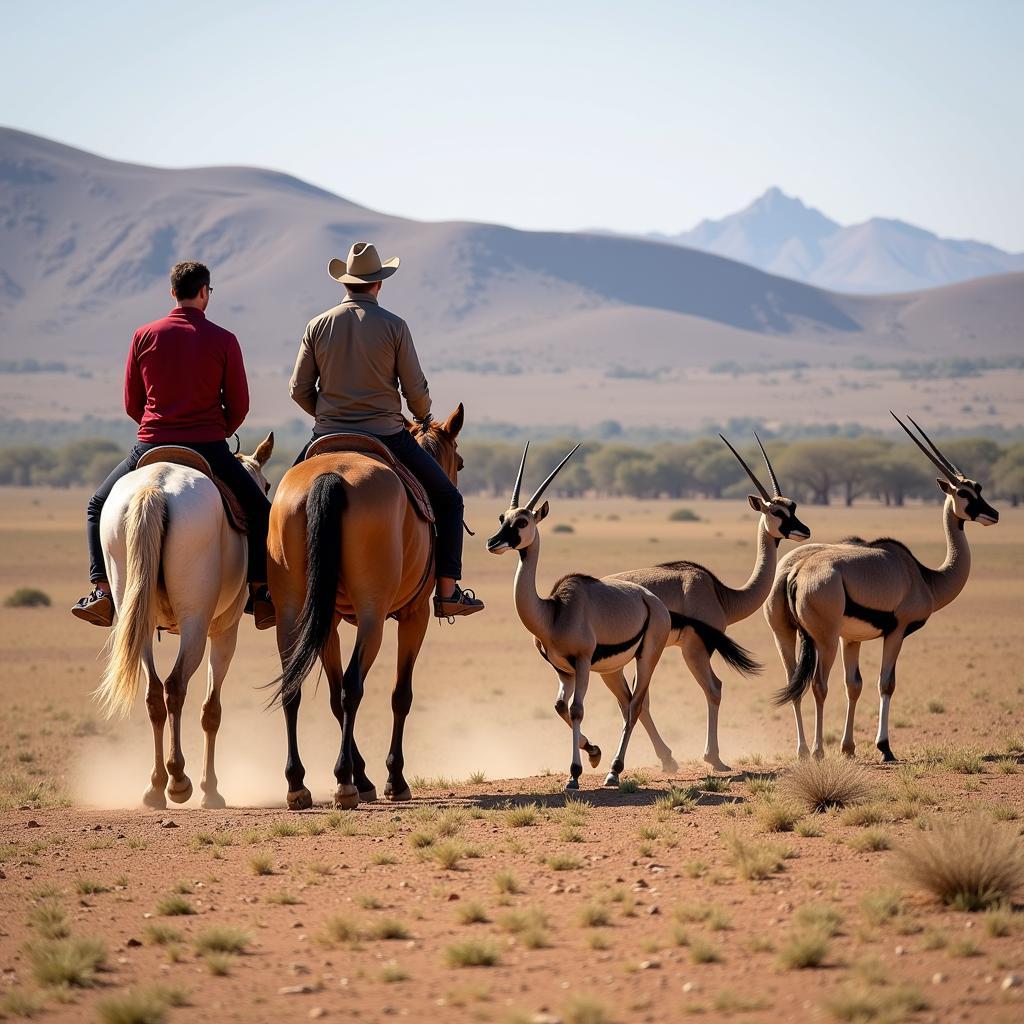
[433,586,484,619]
[71,588,114,627]
[245,585,276,630]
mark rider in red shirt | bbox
[72,261,274,629]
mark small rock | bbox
[159,819,178,829]
[309,1009,328,1019]
[647,905,660,916]
[126,938,142,948]
[964,919,974,929]
[446,892,460,901]
[531,1015,561,1024]
[290,963,311,976]
[143,913,153,919]
[931,972,946,985]
[25,820,40,829]
[548,884,563,895]
[279,984,315,995]
[682,981,700,993]
[117,957,128,965]
[639,959,660,970]
[895,945,906,956]
[634,878,649,889]
[1002,974,1023,991]
[292,921,304,929]
[92,824,103,831]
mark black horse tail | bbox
[773,574,817,706]
[274,473,345,706]
[669,613,762,676]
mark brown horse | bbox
[268,405,465,810]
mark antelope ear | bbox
[254,432,274,466]
[442,402,465,438]
[937,478,955,495]
[534,500,550,523]
[747,494,763,512]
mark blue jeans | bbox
[295,429,464,579]
[87,440,270,584]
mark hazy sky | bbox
[3,0,1022,249]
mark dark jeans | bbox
[87,440,271,585]
[295,429,464,580]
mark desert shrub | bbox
[96,986,186,1024]
[505,803,538,827]
[825,982,927,1022]
[445,938,501,967]
[756,800,803,833]
[27,936,106,987]
[781,757,874,812]
[457,901,489,925]
[369,918,409,941]
[668,507,700,522]
[723,831,788,880]
[897,816,1024,910]
[778,929,829,969]
[848,828,892,853]
[193,928,249,955]
[551,523,575,533]
[563,995,613,1024]
[4,587,51,608]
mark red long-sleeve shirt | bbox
[124,306,249,442]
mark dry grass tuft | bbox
[723,831,788,880]
[756,800,803,833]
[781,758,874,813]
[26,936,106,987]
[825,982,927,1022]
[445,938,501,967]
[562,995,612,1024]
[193,927,249,955]
[896,816,1024,910]
[778,929,829,969]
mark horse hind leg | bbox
[323,628,377,804]
[163,620,209,804]
[199,624,239,809]
[143,652,168,809]
[385,601,431,802]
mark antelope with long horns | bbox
[609,434,810,771]
[486,444,673,791]
[765,413,999,762]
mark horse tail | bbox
[669,612,762,676]
[274,472,345,705]
[96,485,166,719]
[773,574,817,706]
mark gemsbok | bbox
[95,434,274,809]
[487,444,673,791]
[610,434,810,771]
[765,413,999,762]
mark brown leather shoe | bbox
[71,587,114,627]
[433,586,484,619]
[245,584,276,630]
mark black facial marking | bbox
[843,587,898,636]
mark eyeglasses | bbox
[206,284,214,294]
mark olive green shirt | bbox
[289,292,432,435]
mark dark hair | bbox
[345,281,379,294]
[170,261,211,300]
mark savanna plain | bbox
[1,488,1022,1024]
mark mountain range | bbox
[0,127,1021,432]
[648,187,1024,293]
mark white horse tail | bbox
[97,484,167,719]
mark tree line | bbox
[3,435,1023,506]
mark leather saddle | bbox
[136,446,248,533]
[304,433,435,524]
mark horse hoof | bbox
[587,745,602,768]
[384,785,412,802]
[287,788,313,811]
[166,778,193,804]
[662,756,679,774]
[703,754,731,772]
[603,773,619,788]
[564,777,580,792]
[201,791,227,810]
[333,785,359,810]
[359,787,379,803]
[142,787,167,810]
[876,740,896,763]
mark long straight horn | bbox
[890,412,958,483]
[719,434,770,501]
[753,432,781,497]
[511,442,529,507]
[906,414,964,478]
[526,443,581,510]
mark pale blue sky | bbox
[3,0,1022,249]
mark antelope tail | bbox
[669,613,762,676]
[773,573,817,706]
[96,485,167,719]
[274,472,345,706]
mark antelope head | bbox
[891,413,999,526]
[486,443,581,554]
[720,433,810,541]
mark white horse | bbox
[94,434,273,809]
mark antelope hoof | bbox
[661,755,679,774]
[564,777,580,791]
[287,788,313,811]
[703,755,731,773]
[359,787,379,803]
[603,772,620,788]
[841,743,857,758]
[166,777,193,804]
[142,786,167,810]
[334,784,359,810]
[587,745,602,769]
[200,790,227,810]
[812,748,825,761]
[876,740,897,763]
[797,746,810,760]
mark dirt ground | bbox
[1,488,1022,1024]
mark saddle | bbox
[304,433,435,524]
[136,446,248,533]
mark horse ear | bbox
[443,403,465,438]
[254,432,274,466]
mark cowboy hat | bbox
[328,241,400,284]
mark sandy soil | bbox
[1,489,1022,1023]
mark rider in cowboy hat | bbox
[72,261,275,630]
[289,242,483,618]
